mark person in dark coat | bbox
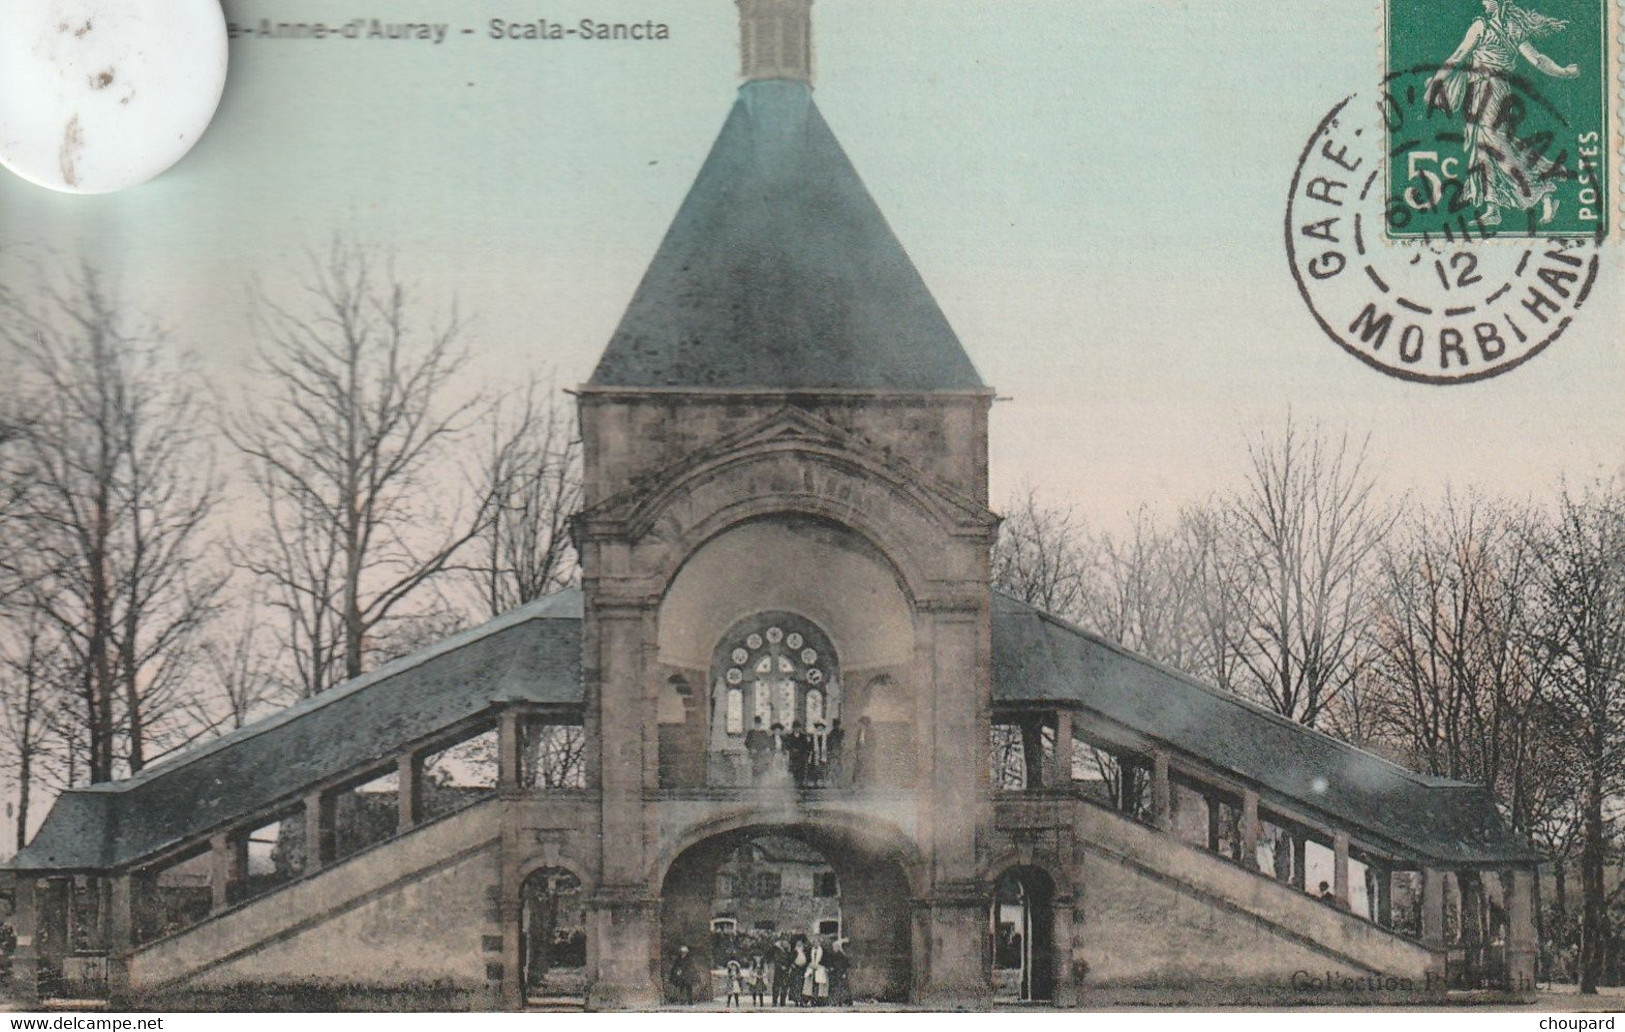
[826,938,852,1006]
[787,721,813,786]
[745,716,772,784]
[770,938,795,1006]
[669,945,697,1005]
[826,718,846,786]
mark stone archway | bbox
[658,821,915,1004]
[519,866,588,1000]
[990,865,1058,1003]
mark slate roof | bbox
[588,79,985,392]
[990,592,1538,866]
[12,587,1533,871]
[10,591,583,872]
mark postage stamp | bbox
[1385,0,1610,239]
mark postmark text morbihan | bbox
[1286,79,1602,385]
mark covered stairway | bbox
[4,588,1540,1006]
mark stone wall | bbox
[128,802,503,999]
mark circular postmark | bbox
[1287,67,1603,384]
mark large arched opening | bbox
[658,821,915,1005]
[656,514,918,791]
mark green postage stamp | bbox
[1386,0,1609,238]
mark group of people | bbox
[744,717,857,788]
[669,935,853,1007]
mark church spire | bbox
[737,0,814,85]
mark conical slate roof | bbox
[589,80,984,391]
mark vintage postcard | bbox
[0,0,1621,1016]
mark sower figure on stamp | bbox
[1427,0,1580,226]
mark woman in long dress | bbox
[1427,0,1580,226]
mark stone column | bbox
[1151,751,1171,832]
[1459,870,1484,985]
[498,708,522,788]
[1051,893,1078,1007]
[397,752,420,832]
[13,877,38,1002]
[209,832,244,914]
[1240,790,1260,871]
[915,602,997,1005]
[584,597,659,1009]
[1507,867,1537,993]
[1051,709,1073,789]
[1421,866,1448,986]
[304,791,330,873]
[1291,834,1307,890]
[1205,795,1222,853]
[1333,831,1351,909]
[106,874,133,998]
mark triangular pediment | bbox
[577,407,995,536]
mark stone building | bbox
[5,0,1538,1009]
[710,834,843,943]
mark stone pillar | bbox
[1507,867,1537,993]
[106,874,133,998]
[916,885,995,1008]
[916,602,996,1005]
[397,752,419,832]
[1421,865,1446,946]
[1459,870,1484,985]
[1291,834,1307,890]
[1052,709,1073,789]
[1151,751,1171,832]
[1205,795,1222,853]
[13,877,38,1002]
[209,832,244,914]
[586,890,661,1010]
[1333,831,1351,909]
[304,791,331,873]
[1051,894,1077,1007]
[584,598,659,1008]
[1240,790,1260,871]
[498,708,521,788]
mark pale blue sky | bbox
[0,0,1619,530]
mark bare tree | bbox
[1088,507,1209,671]
[181,609,295,736]
[1217,419,1392,727]
[1526,483,1625,994]
[231,237,505,695]
[466,380,581,619]
[991,486,1094,621]
[1365,496,1540,776]
[0,609,69,851]
[0,266,223,780]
